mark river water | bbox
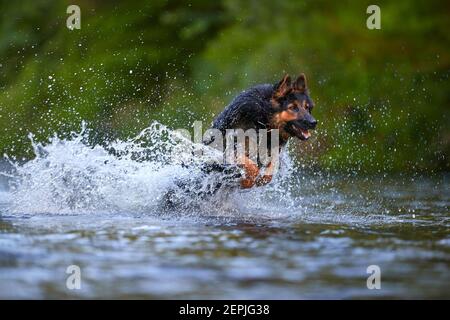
[0,124,448,299]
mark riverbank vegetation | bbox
[0,0,448,173]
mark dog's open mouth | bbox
[289,123,312,140]
[299,128,311,140]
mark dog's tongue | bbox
[301,129,311,139]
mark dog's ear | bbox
[273,74,292,99]
[293,73,307,93]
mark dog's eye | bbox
[288,104,299,111]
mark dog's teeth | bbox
[301,129,311,139]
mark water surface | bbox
[0,171,448,299]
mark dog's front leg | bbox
[255,161,273,186]
[238,156,259,189]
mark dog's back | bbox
[212,84,274,133]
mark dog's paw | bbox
[240,178,256,189]
[255,175,272,186]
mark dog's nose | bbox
[309,120,317,129]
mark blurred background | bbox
[0,0,448,173]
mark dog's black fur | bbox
[205,73,317,169]
[207,74,315,145]
[162,74,317,209]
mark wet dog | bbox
[162,73,317,210]
[204,73,317,188]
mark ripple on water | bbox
[0,124,448,298]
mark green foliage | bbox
[0,0,448,172]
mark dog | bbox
[161,73,317,210]
[204,73,317,189]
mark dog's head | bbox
[270,73,317,141]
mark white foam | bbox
[3,122,299,217]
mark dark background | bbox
[0,0,448,173]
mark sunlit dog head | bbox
[270,73,317,141]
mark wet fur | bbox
[205,74,316,188]
[163,74,316,208]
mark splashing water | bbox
[3,122,298,217]
[0,123,449,299]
